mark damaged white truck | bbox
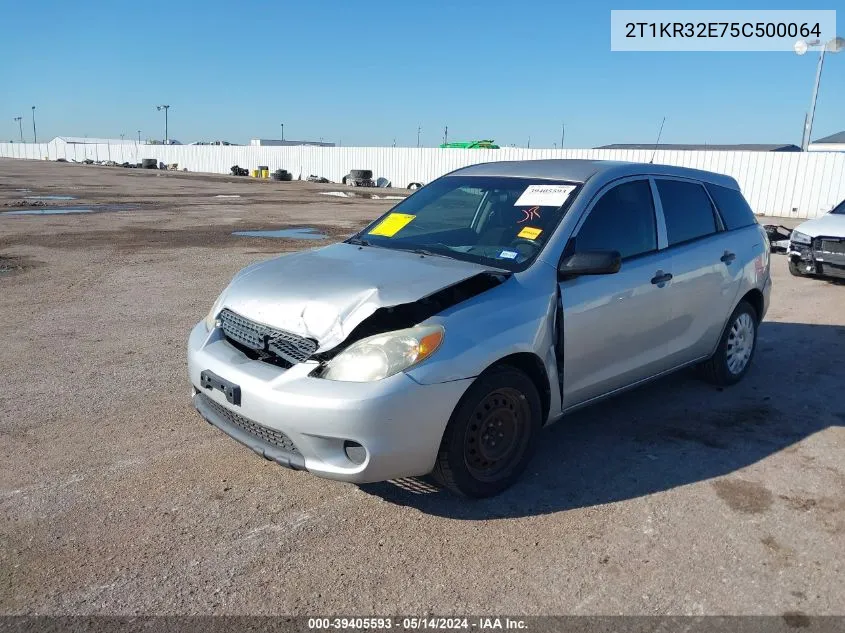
[188,160,771,497]
[787,199,845,279]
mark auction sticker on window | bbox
[514,184,576,208]
[368,213,415,237]
[517,226,542,240]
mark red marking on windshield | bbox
[518,207,541,224]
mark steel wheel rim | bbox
[463,387,530,482]
[726,312,755,375]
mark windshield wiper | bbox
[393,246,454,259]
[346,236,371,246]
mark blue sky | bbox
[2,0,842,147]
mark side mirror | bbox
[558,250,622,279]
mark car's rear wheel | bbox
[431,366,541,498]
[698,300,758,386]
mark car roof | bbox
[449,159,740,190]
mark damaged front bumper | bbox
[788,237,845,279]
[187,322,473,483]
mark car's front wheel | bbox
[431,366,541,498]
[698,300,759,386]
[788,259,805,277]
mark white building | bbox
[808,131,845,152]
[250,139,335,147]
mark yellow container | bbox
[251,169,259,178]
[261,169,270,179]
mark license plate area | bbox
[200,370,241,405]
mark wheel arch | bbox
[479,352,552,425]
[739,288,764,322]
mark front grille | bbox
[819,238,845,255]
[198,392,300,455]
[217,308,317,365]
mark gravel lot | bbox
[1,160,842,616]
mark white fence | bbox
[2,140,843,219]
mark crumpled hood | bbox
[220,242,497,351]
[794,213,845,239]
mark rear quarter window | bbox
[705,183,757,230]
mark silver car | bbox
[188,160,771,497]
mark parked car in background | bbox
[787,199,845,279]
[188,160,771,497]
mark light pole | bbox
[795,36,844,150]
[13,117,22,142]
[417,126,421,148]
[156,105,170,143]
[280,123,284,141]
[137,130,141,143]
[560,123,565,148]
[31,106,37,143]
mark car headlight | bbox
[203,292,226,331]
[790,230,811,245]
[322,325,445,382]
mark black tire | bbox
[431,366,541,498]
[698,301,759,387]
[788,260,805,277]
[281,172,293,181]
[408,182,423,190]
[341,175,348,185]
[141,158,157,169]
[349,169,373,179]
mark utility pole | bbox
[527,136,531,149]
[560,123,565,148]
[281,123,284,141]
[137,130,141,143]
[13,117,22,143]
[156,105,170,143]
[444,125,448,145]
[31,106,37,143]
[794,37,844,150]
[417,126,421,148]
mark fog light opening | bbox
[343,440,367,465]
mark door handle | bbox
[720,250,736,264]
[651,271,673,285]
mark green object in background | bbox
[439,140,500,149]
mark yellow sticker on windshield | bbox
[368,213,416,237]
[518,226,542,240]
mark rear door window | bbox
[705,183,757,230]
[575,179,657,259]
[656,179,719,246]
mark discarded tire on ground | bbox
[349,169,373,180]
[408,182,423,190]
[271,169,293,182]
[141,159,158,169]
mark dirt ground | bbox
[1,159,843,616]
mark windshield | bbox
[831,200,845,215]
[349,176,581,272]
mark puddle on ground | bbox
[2,208,93,216]
[215,194,242,198]
[25,195,76,201]
[1,203,133,216]
[232,227,327,240]
[320,191,406,201]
